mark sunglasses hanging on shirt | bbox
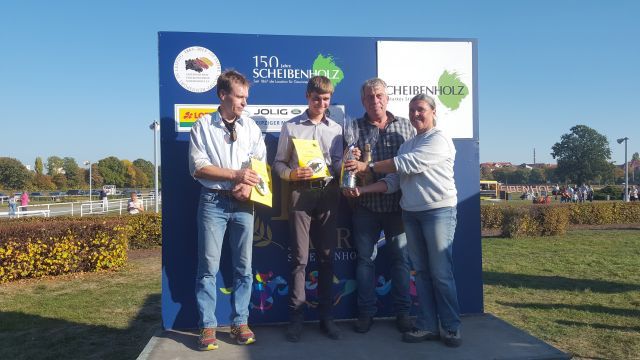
[223,120,237,142]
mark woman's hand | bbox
[342,187,362,198]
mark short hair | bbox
[306,76,334,95]
[216,70,249,99]
[360,78,387,97]
[410,93,436,110]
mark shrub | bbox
[592,185,620,201]
[483,202,640,238]
[566,202,640,225]
[501,207,540,238]
[0,213,162,282]
[0,218,127,282]
[122,213,162,249]
[480,205,503,230]
[535,206,569,236]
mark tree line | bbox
[0,156,160,191]
[482,125,639,185]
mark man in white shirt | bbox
[188,70,267,351]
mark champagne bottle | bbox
[361,144,373,186]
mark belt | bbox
[290,179,333,190]
[203,188,233,196]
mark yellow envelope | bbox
[291,138,331,179]
[249,158,273,207]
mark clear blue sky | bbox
[1,0,638,169]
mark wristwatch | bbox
[368,162,375,172]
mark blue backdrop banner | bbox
[158,32,481,329]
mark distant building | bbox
[480,162,513,169]
[481,162,556,171]
[524,163,553,169]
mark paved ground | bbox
[138,314,570,360]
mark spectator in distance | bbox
[20,191,29,212]
[99,189,108,212]
[127,192,144,214]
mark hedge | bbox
[482,202,640,238]
[500,205,569,238]
[0,214,161,282]
[120,213,162,249]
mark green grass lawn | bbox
[0,249,161,360]
[1,230,638,359]
[483,229,640,359]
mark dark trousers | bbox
[288,182,339,319]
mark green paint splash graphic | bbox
[438,70,468,110]
[312,54,344,87]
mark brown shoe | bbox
[198,328,218,351]
[443,329,462,347]
[230,324,256,345]
[396,314,413,333]
[354,315,373,333]
[286,313,304,342]
[320,319,341,340]
[402,328,440,343]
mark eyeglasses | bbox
[224,121,237,142]
[230,127,237,142]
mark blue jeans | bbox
[353,206,411,317]
[403,206,460,333]
[8,203,17,217]
[195,189,254,328]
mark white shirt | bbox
[128,199,143,214]
[189,111,267,190]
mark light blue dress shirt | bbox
[189,110,267,190]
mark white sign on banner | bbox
[377,41,474,139]
[175,104,345,133]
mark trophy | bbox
[340,116,359,189]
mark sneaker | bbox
[443,329,462,347]
[286,314,304,342]
[354,315,373,333]
[230,324,256,345]
[198,328,218,351]
[395,314,413,333]
[402,328,440,343]
[319,319,341,340]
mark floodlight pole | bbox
[84,160,92,202]
[617,137,629,202]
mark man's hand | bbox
[232,183,252,201]
[352,147,362,160]
[234,168,259,186]
[344,159,367,173]
[290,166,314,181]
